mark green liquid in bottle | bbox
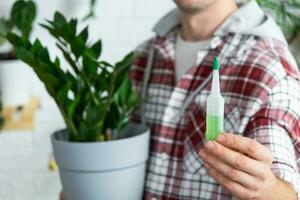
[205,115,224,141]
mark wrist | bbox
[266,175,296,200]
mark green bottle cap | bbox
[213,56,219,70]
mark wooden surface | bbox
[2,97,40,130]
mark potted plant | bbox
[0,0,37,107]
[7,12,150,200]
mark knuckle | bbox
[215,145,225,157]
[210,142,224,157]
[208,167,216,176]
[213,171,220,179]
[260,170,269,180]
[247,140,257,155]
[224,182,234,192]
[243,190,258,199]
[251,192,260,200]
[249,182,260,191]
[257,164,270,180]
[227,168,238,180]
[229,135,239,148]
[206,157,215,166]
[209,168,219,180]
[234,155,247,169]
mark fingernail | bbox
[217,135,225,142]
[199,149,207,158]
[205,141,215,150]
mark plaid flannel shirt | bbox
[130,25,300,199]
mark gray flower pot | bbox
[51,123,150,200]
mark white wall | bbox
[0,0,175,200]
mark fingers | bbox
[204,163,256,200]
[200,141,268,179]
[216,133,273,164]
[200,149,260,190]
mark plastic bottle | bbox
[205,57,224,141]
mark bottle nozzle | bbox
[213,57,219,70]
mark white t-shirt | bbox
[175,33,210,81]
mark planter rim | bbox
[51,123,150,171]
[51,123,148,144]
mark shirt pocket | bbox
[181,99,207,175]
[224,105,242,133]
[183,134,207,175]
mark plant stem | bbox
[57,43,100,106]
[56,100,78,137]
[95,68,116,139]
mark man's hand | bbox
[198,133,296,200]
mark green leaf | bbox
[127,89,139,108]
[31,39,43,55]
[54,57,60,68]
[69,19,77,35]
[105,102,120,129]
[7,33,31,49]
[56,43,80,75]
[82,55,97,79]
[43,73,59,88]
[67,94,81,119]
[53,12,67,28]
[11,0,36,37]
[6,32,20,45]
[78,122,89,141]
[90,39,102,58]
[86,105,104,126]
[79,26,88,44]
[95,73,110,93]
[70,36,85,59]
[118,76,131,106]
[57,80,72,103]
[15,47,36,66]
[115,52,134,72]
[36,46,50,63]
[113,52,134,92]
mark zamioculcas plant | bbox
[7,11,139,142]
[0,0,36,59]
[6,12,149,199]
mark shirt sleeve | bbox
[245,76,300,199]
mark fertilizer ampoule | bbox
[205,57,224,141]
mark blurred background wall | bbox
[0,1,175,199]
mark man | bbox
[61,0,300,199]
[130,0,300,199]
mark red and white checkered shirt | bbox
[130,24,300,200]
